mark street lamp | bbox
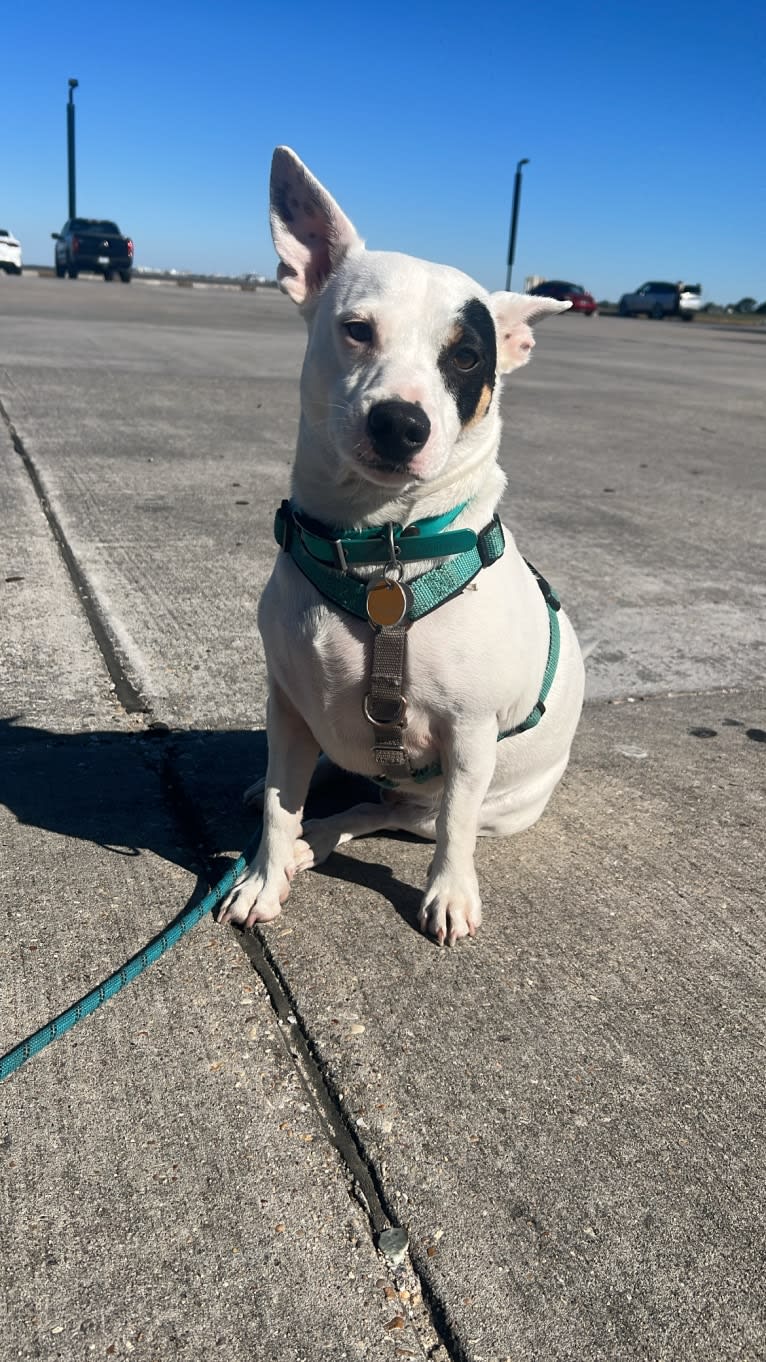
[505,157,529,292]
[67,79,79,219]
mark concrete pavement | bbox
[1,276,764,1361]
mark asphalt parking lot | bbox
[1,274,765,1361]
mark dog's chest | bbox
[260,551,544,776]
[265,597,442,766]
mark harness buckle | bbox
[525,560,561,610]
[477,514,503,567]
[372,742,409,768]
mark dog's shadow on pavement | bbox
[0,717,262,874]
[0,717,426,935]
[310,848,425,933]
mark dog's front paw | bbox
[218,863,291,928]
[419,870,482,946]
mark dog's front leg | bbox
[219,683,319,928]
[419,720,498,945]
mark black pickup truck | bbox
[52,218,134,282]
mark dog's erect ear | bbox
[270,147,363,306]
[489,292,571,373]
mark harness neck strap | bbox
[285,501,473,568]
[274,500,505,624]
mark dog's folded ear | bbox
[270,147,363,306]
[489,292,571,373]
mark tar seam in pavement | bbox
[1,396,149,715]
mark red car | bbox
[527,280,598,315]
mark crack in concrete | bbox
[0,397,150,716]
[155,735,463,1361]
[152,740,398,1237]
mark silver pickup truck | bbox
[618,281,702,321]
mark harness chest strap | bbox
[363,623,410,773]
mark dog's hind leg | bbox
[293,799,437,871]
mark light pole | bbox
[67,79,79,219]
[505,157,529,292]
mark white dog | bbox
[220,147,584,944]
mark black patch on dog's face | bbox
[437,299,497,427]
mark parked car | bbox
[527,280,598,315]
[618,281,702,321]
[0,228,22,275]
[51,219,134,282]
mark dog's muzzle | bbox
[366,400,431,465]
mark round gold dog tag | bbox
[366,579,410,628]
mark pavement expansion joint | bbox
[155,732,464,1362]
[232,928,468,1362]
[154,737,396,1229]
[236,926,392,1233]
[0,396,151,717]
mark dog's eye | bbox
[343,320,373,344]
[452,346,480,371]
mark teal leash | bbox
[0,832,260,1083]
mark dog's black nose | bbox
[366,401,431,464]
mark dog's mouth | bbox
[353,453,423,487]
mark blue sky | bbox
[4,0,765,303]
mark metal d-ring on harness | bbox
[274,500,562,784]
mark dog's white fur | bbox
[219,148,584,944]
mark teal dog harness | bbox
[273,500,561,784]
[274,500,505,623]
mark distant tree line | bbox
[721,298,766,313]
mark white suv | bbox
[0,228,22,275]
